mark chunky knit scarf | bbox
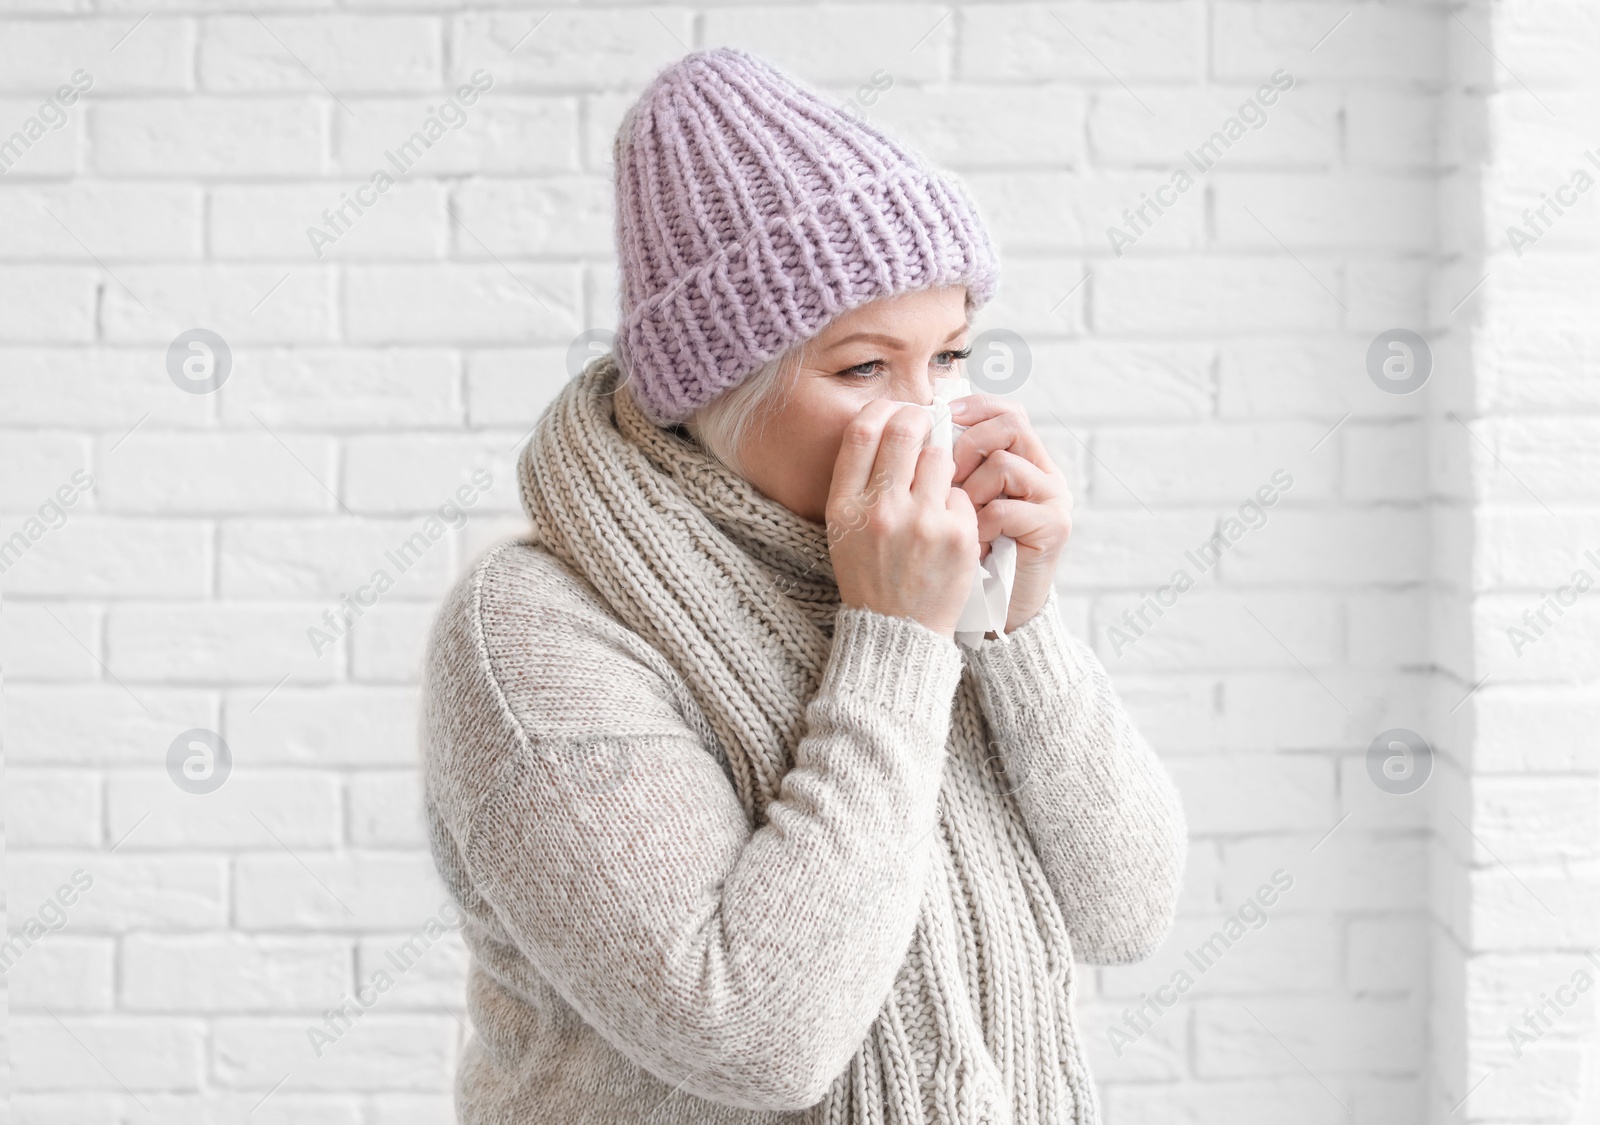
[516,354,1094,1125]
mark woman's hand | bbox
[948,394,1073,634]
[827,400,980,640]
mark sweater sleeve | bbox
[421,543,964,1113]
[964,584,1187,965]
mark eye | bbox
[934,347,972,370]
[837,359,886,380]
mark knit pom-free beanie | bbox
[611,47,1002,427]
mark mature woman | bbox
[421,47,1186,1125]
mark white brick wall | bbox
[1,3,1593,1123]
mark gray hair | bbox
[680,346,806,479]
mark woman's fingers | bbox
[958,448,1061,509]
[868,404,933,510]
[827,399,908,511]
[947,395,1056,484]
[974,495,1069,555]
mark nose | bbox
[900,371,937,407]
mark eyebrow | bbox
[822,324,969,352]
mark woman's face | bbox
[726,285,972,525]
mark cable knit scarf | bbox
[516,354,1093,1125]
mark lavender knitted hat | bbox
[611,47,1001,427]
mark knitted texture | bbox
[419,356,1189,1124]
[611,47,1001,426]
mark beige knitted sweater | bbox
[420,359,1187,1124]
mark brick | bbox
[1095,589,1342,674]
[122,934,351,1010]
[343,264,581,344]
[0,601,101,680]
[225,686,421,767]
[1095,258,1345,335]
[1473,593,1600,682]
[1091,85,1339,167]
[1344,257,1431,337]
[865,85,1086,170]
[107,770,342,849]
[1221,509,1429,585]
[965,257,1088,338]
[1339,754,1430,832]
[1102,914,1338,997]
[1347,916,1429,993]
[199,16,440,92]
[1341,422,1427,502]
[1492,1,1600,84]
[8,685,216,765]
[1441,773,1600,867]
[85,1093,364,1125]
[9,854,226,931]
[221,519,456,599]
[1461,862,1600,951]
[0,347,212,428]
[452,177,612,257]
[13,1016,206,1091]
[449,9,692,89]
[100,265,337,345]
[8,937,115,1011]
[704,6,953,83]
[333,96,580,177]
[0,18,192,93]
[342,433,522,513]
[1015,341,1216,422]
[1462,951,1600,1044]
[0,266,95,341]
[1346,591,1429,668]
[1214,174,1435,253]
[213,1015,456,1091]
[1167,754,1334,835]
[465,347,573,428]
[106,603,340,684]
[7,769,100,846]
[211,182,448,260]
[1193,995,1423,1076]
[93,98,325,176]
[1346,91,1438,169]
[366,1094,454,1125]
[1,518,210,597]
[234,851,447,930]
[1077,997,1189,1081]
[1217,338,1423,419]
[0,96,86,178]
[957,3,1205,83]
[349,602,436,682]
[1220,836,1424,914]
[1211,3,1445,84]
[94,432,339,514]
[1222,670,1430,753]
[1106,1078,1406,1125]
[219,347,460,427]
[355,926,468,1008]
[1115,674,1223,754]
[965,170,1204,254]
[1090,423,1335,503]
[0,430,91,507]
[0,183,201,258]
[348,771,426,847]
[1468,686,1600,773]
[1059,510,1220,588]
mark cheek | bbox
[758,391,863,515]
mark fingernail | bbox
[949,400,968,417]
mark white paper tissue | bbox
[896,376,1018,648]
